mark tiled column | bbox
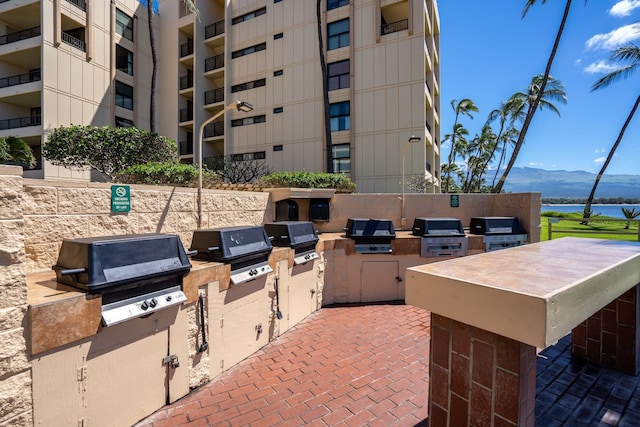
[429,314,536,427]
[572,284,640,375]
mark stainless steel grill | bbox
[412,217,468,257]
[52,234,192,326]
[190,226,273,284]
[264,221,320,265]
[344,218,396,254]
[469,216,528,252]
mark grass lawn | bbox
[540,211,640,242]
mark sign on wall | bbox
[450,194,459,208]
[111,185,131,213]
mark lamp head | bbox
[408,135,421,143]
[236,101,254,112]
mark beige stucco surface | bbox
[406,237,640,348]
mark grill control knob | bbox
[166,295,173,302]
[149,298,158,308]
[140,300,149,310]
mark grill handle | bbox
[207,246,220,252]
[58,268,86,276]
[185,249,198,256]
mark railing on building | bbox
[204,121,224,138]
[426,162,431,173]
[65,0,86,11]
[0,70,41,89]
[179,75,193,90]
[180,40,193,57]
[205,20,225,39]
[380,19,408,36]
[204,88,224,105]
[0,115,41,130]
[61,32,86,51]
[179,0,193,18]
[0,26,41,46]
[179,108,193,122]
[426,120,431,133]
[204,54,224,72]
[179,140,194,156]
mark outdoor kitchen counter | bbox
[405,237,640,348]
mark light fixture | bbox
[197,100,255,228]
[401,135,421,229]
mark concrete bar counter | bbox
[406,237,640,426]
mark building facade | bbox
[0,0,440,193]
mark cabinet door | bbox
[360,261,400,302]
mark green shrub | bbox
[116,162,222,187]
[262,170,356,192]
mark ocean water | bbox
[541,204,640,219]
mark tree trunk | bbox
[492,0,572,193]
[583,94,640,221]
[317,0,333,172]
[147,1,157,134]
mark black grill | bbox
[52,234,192,326]
[469,216,528,251]
[190,226,273,284]
[264,221,319,265]
[345,218,396,254]
[412,218,468,257]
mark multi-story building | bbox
[0,0,440,193]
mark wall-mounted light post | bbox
[401,135,421,229]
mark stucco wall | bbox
[0,166,32,426]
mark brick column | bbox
[572,284,640,375]
[429,314,536,427]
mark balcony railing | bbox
[426,121,431,133]
[61,32,86,52]
[0,70,41,89]
[65,0,86,11]
[0,115,41,130]
[203,121,224,138]
[205,20,225,39]
[0,26,41,46]
[204,88,224,105]
[204,54,224,72]
[380,19,408,36]
[179,108,193,122]
[180,40,193,57]
[179,75,193,90]
[426,162,431,173]
[179,140,194,155]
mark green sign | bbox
[450,194,459,208]
[111,185,131,213]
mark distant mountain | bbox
[501,167,640,198]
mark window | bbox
[115,116,134,128]
[232,42,267,59]
[274,70,283,76]
[328,0,349,11]
[273,107,283,114]
[329,101,350,131]
[115,81,133,110]
[332,144,350,172]
[274,33,283,40]
[232,7,266,25]
[328,19,349,50]
[116,45,133,75]
[231,78,266,93]
[231,115,266,127]
[115,9,134,41]
[273,145,283,151]
[231,151,266,161]
[274,0,282,3]
[328,60,349,90]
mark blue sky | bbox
[437,0,640,176]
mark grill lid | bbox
[264,221,319,248]
[345,218,396,239]
[469,216,526,235]
[412,217,465,237]
[52,233,192,293]
[190,226,273,264]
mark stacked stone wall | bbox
[0,166,32,426]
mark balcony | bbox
[204,88,224,105]
[380,19,408,36]
[203,121,223,138]
[179,74,193,90]
[0,26,40,46]
[179,108,193,122]
[61,32,86,52]
[204,54,224,72]
[179,140,193,156]
[205,20,225,39]
[0,115,41,130]
[0,70,41,89]
[180,40,193,58]
[65,0,86,12]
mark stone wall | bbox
[0,166,32,426]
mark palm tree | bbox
[492,74,567,192]
[583,44,640,221]
[0,136,36,168]
[316,0,333,173]
[483,97,524,189]
[621,207,640,230]
[443,99,478,192]
[462,125,497,193]
[492,0,577,193]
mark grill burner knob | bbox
[249,269,258,276]
[149,298,158,308]
[166,295,173,302]
[140,300,149,310]
[370,246,377,252]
